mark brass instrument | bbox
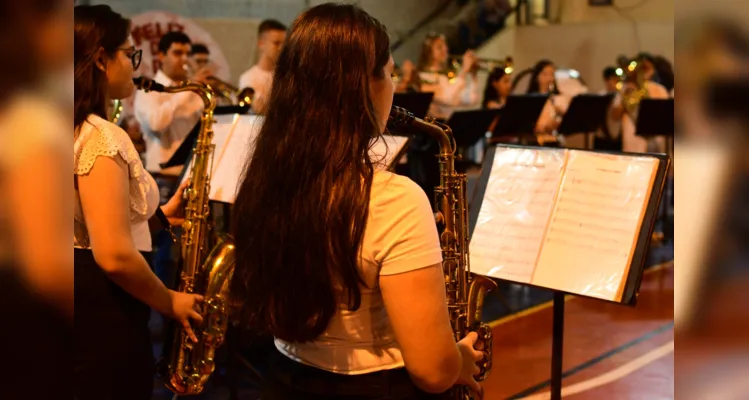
[448,54,513,74]
[207,76,255,108]
[109,99,123,124]
[133,76,236,395]
[617,58,649,116]
[388,106,498,399]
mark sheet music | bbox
[181,114,263,203]
[532,150,658,301]
[370,135,409,170]
[469,147,567,283]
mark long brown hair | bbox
[73,5,129,130]
[230,3,391,343]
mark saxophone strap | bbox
[156,207,178,243]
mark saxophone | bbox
[133,77,236,395]
[388,106,498,399]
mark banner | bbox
[130,11,230,81]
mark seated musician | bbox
[526,59,566,146]
[229,4,485,399]
[237,19,287,114]
[620,54,670,153]
[482,65,514,142]
[416,32,480,120]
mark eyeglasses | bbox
[119,47,143,70]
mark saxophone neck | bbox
[133,76,217,111]
[388,106,456,172]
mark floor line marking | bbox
[507,322,674,399]
[486,260,673,328]
[518,341,674,399]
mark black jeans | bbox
[262,347,450,400]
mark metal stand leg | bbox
[551,292,565,400]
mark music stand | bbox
[446,109,502,148]
[635,99,674,159]
[491,94,549,144]
[392,92,434,119]
[215,104,251,115]
[556,94,614,149]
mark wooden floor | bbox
[482,263,674,400]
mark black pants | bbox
[262,347,450,400]
[74,249,155,400]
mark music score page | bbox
[531,151,658,301]
[469,147,567,283]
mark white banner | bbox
[130,11,230,81]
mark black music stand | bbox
[556,94,614,149]
[491,94,549,144]
[215,104,252,115]
[392,92,434,119]
[635,99,674,158]
[447,109,502,148]
[635,98,674,239]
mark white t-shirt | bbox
[238,65,273,112]
[74,114,160,252]
[275,171,444,374]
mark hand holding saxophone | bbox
[167,291,204,343]
[456,331,486,398]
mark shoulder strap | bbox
[156,207,178,243]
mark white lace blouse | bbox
[74,114,160,252]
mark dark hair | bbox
[482,66,509,108]
[158,31,191,54]
[230,3,390,343]
[603,66,619,80]
[526,59,559,94]
[0,0,64,104]
[258,19,287,36]
[190,43,209,55]
[653,56,674,92]
[74,5,130,130]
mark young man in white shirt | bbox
[134,31,213,201]
[237,19,287,114]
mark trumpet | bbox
[183,64,254,108]
[206,76,255,108]
[448,55,513,74]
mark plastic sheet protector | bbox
[469,147,659,302]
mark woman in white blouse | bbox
[416,32,480,120]
[73,5,203,399]
[230,4,485,399]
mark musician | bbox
[595,66,624,150]
[482,65,513,142]
[525,59,562,133]
[134,31,213,200]
[230,4,484,399]
[74,6,203,399]
[238,19,287,114]
[417,32,480,120]
[482,65,513,109]
[620,56,670,153]
[188,42,211,72]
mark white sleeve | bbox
[134,89,203,135]
[373,177,443,276]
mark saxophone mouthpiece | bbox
[388,106,415,126]
[133,76,166,92]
